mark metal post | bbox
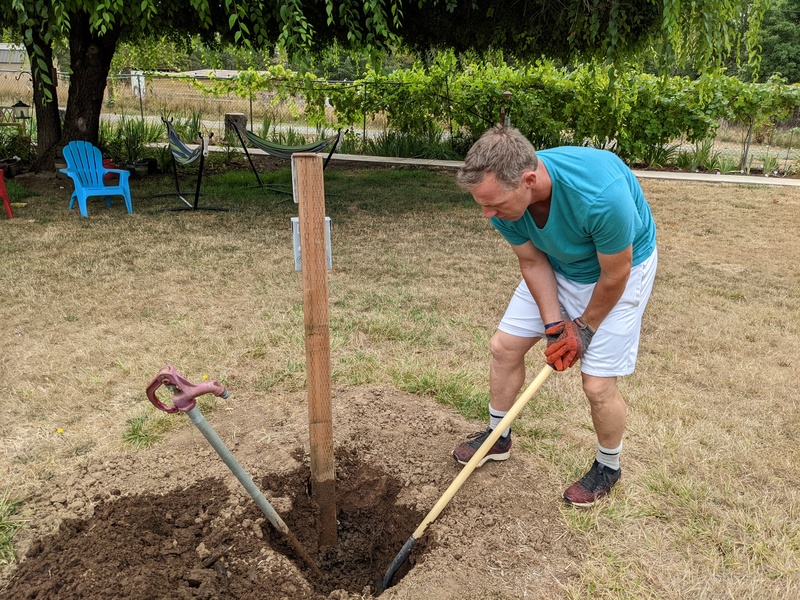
[186,407,288,534]
[445,73,454,148]
[362,82,368,141]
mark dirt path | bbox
[2,385,581,599]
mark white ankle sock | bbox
[489,406,510,438]
[596,442,622,471]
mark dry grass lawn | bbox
[1,165,799,598]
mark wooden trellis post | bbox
[292,153,337,548]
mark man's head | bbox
[457,126,541,221]
[456,126,538,192]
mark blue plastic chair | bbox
[60,141,132,218]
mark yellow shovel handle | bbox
[412,364,554,539]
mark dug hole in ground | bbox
[1,383,581,599]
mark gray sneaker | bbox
[452,427,511,466]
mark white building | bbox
[0,44,26,69]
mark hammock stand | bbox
[159,118,226,211]
[232,122,343,193]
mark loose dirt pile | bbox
[2,385,582,599]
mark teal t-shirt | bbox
[491,146,656,283]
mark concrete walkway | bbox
[328,153,800,188]
[200,144,800,188]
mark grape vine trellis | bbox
[191,56,800,169]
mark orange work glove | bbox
[544,320,565,350]
[544,317,595,371]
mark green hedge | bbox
[195,54,800,164]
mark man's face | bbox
[470,172,529,221]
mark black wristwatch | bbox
[574,316,596,337]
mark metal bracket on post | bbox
[292,216,332,271]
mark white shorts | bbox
[498,249,658,377]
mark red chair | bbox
[0,169,11,219]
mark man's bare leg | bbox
[582,373,626,450]
[453,330,537,466]
[563,373,626,507]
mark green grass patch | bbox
[6,178,38,201]
[0,490,23,565]
[122,396,221,449]
[333,350,381,386]
[392,368,489,420]
[255,359,306,392]
[122,412,177,449]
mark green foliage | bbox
[758,0,800,83]
[0,490,23,565]
[266,126,315,146]
[717,74,800,169]
[675,139,722,171]
[99,115,164,165]
[153,144,172,174]
[112,36,192,73]
[641,143,681,169]
[1,0,781,175]
[122,412,175,449]
[762,152,780,174]
[658,0,771,77]
[163,111,204,140]
[715,152,739,174]
[395,0,766,72]
[361,131,460,159]
[308,43,369,79]
[118,120,145,164]
[0,129,36,164]
[191,53,800,167]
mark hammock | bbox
[232,121,343,190]
[160,118,225,211]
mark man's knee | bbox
[490,330,537,364]
[581,374,620,405]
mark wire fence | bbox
[100,73,429,143]
[0,70,405,142]
[0,69,33,119]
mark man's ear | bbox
[522,169,537,188]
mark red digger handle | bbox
[146,365,229,413]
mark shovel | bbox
[377,364,555,594]
[146,365,324,579]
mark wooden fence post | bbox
[292,152,337,548]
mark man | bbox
[453,126,657,507]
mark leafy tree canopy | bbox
[758,0,800,82]
[1,0,775,71]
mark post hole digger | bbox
[145,365,325,579]
[376,364,555,594]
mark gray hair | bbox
[456,126,538,191]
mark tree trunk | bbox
[59,12,121,148]
[24,30,61,173]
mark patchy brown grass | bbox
[1,166,799,597]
